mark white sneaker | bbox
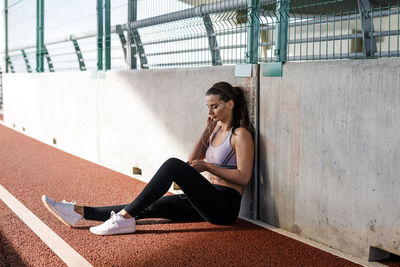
[41,195,83,227]
[89,211,136,236]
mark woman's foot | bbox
[41,195,83,227]
[89,211,136,236]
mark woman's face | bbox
[206,94,233,123]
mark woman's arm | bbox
[188,116,217,162]
[190,127,254,187]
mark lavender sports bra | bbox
[205,127,237,169]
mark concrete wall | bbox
[259,58,400,260]
[2,66,258,217]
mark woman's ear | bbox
[228,100,234,110]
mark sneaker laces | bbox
[110,211,118,224]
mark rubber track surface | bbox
[0,124,363,266]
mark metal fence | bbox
[3,0,400,73]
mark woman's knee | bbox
[166,157,184,164]
[162,157,185,170]
[156,158,186,178]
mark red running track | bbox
[0,123,381,266]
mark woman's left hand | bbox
[188,160,209,173]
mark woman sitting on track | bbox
[42,81,254,236]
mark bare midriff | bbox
[209,174,244,196]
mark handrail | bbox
[6,3,399,53]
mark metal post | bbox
[97,0,103,70]
[116,25,127,59]
[21,50,32,73]
[254,66,260,222]
[275,0,290,62]
[127,0,148,69]
[134,33,148,69]
[6,57,15,73]
[203,14,222,66]
[357,0,377,58]
[43,46,54,72]
[36,0,44,72]
[72,40,86,71]
[246,0,260,219]
[105,0,111,70]
[5,0,9,73]
[127,0,137,69]
[131,31,148,69]
[246,0,260,64]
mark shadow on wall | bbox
[258,134,280,227]
[115,69,237,156]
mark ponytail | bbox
[206,82,253,134]
[231,86,252,133]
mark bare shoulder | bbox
[233,127,252,137]
[232,127,253,144]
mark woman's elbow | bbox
[235,171,252,187]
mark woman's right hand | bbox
[206,115,217,133]
[188,115,218,161]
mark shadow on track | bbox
[72,219,264,235]
[0,231,27,266]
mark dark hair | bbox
[206,82,253,134]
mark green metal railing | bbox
[3,0,400,73]
[36,0,44,72]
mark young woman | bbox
[42,81,254,235]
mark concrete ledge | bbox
[240,216,386,267]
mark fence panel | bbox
[7,0,36,73]
[258,0,400,62]
[2,0,400,73]
[44,0,97,72]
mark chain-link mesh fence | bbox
[3,0,400,73]
[259,0,400,61]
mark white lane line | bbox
[0,184,92,267]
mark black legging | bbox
[84,158,242,225]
